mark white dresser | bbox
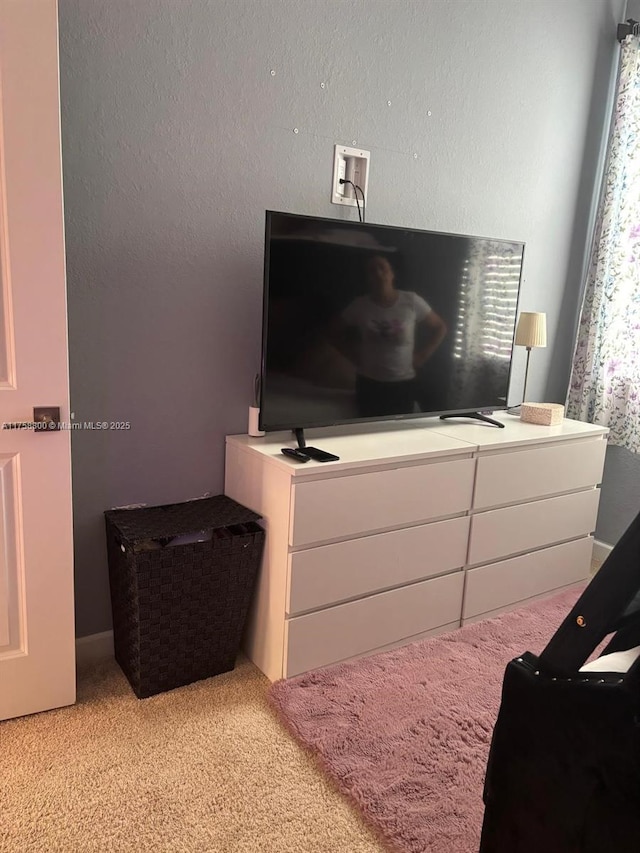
[224,415,608,681]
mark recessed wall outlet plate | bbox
[331,144,370,207]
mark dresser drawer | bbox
[474,438,606,510]
[469,489,600,566]
[285,571,464,677]
[463,537,592,621]
[287,515,469,615]
[289,457,474,546]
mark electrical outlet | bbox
[331,144,370,207]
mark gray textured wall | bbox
[597,446,640,543]
[58,0,624,637]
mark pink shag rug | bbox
[269,586,584,853]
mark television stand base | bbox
[292,428,340,462]
[439,412,505,429]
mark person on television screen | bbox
[335,253,447,417]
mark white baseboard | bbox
[75,630,114,667]
[593,539,613,566]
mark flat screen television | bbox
[259,211,524,432]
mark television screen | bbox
[260,211,524,432]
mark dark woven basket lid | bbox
[105,495,261,544]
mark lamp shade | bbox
[515,312,547,348]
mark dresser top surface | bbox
[432,413,608,450]
[227,419,473,476]
[226,415,608,476]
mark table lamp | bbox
[514,312,547,403]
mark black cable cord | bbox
[339,179,363,222]
[354,184,366,223]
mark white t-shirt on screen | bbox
[341,291,432,382]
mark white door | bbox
[0,0,75,720]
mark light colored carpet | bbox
[1,657,384,853]
[270,586,585,853]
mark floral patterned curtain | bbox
[567,35,640,452]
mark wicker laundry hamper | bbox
[105,495,264,698]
